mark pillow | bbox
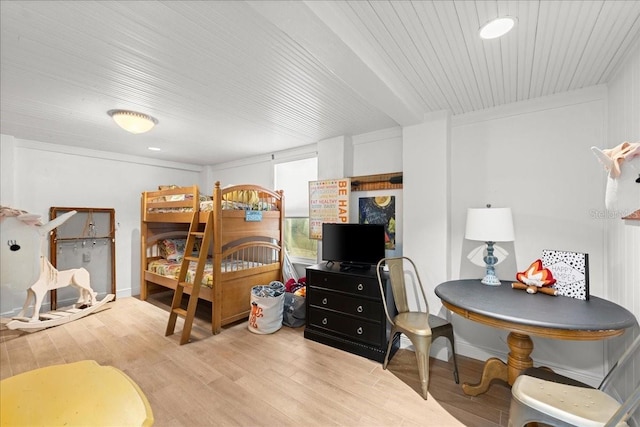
[159,239,187,261]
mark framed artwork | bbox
[359,196,396,250]
[541,249,589,300]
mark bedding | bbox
[148,258,265,288]
[147,196,276,214]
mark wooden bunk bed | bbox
[140,182,284,334]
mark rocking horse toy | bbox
[1,207,114,330]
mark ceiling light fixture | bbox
[479,16,516,40]
[107,109,158,134]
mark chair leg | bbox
[446,330,460,384]
[414,347,430,400]
[409,334,432,400]
[383,327,399,369]
[433,325,460,384]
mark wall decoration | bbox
[622,208,640,220]
[308,178,350,240]
[591,142,639,220]
[359,196,396,250]
[541,249,589,300]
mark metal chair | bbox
[376,256,459,400]
[509,334,640,427]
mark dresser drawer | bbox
[308,308,383,346]
[308,270,380,298]
[309,289,382,321]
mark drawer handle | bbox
[356,305,363,313]
[322,298,328,305]
[356,327,363,335]
[357,283,364,291]
[322,318,328,325]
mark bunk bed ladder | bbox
[165,210,213,345]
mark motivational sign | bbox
[309,178,350,239]
[542,249,590,300]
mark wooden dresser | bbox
[304,263,399,363]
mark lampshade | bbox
[465,207,515,242]
[107,109,158,134]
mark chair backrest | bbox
[376,257,429,323]
[600,334,640,392]
[606,384,640,427]
[601,334,640,426]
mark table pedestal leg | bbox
[461,332,534,396]
[461,357,508,396]
[507,332,534,384]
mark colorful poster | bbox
[359,196,396,250]
[308,178,350,239]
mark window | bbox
[274,157,318,262]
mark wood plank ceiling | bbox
[1,1,639,166]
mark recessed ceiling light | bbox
[479,17,516,40]
[148,147,161,151]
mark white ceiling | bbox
[1,1,639,166]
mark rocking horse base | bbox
[6,294,115,331]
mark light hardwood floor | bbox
[1,293,511,426]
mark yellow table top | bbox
[1,360,153,426]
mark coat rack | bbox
[350,172,403,192]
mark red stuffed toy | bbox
[512,259,558,296]
[285,277,306,297]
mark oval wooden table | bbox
[435,279,637,396]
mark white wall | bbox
[205,143,318,190]
[403,112,451,308]
[352,127,402,176]
[606,39,640,319]
[604,39,640,417]
[449,86,610,385]
[0,137,201,315]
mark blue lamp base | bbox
[481,241,502,286]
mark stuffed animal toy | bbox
[512,259,558,296]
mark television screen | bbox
[321,223,385,270]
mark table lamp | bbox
[465,205,515,286]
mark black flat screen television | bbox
[321,223,385,271]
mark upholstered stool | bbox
[0,360,153,426]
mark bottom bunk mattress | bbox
[147,258,265,287]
